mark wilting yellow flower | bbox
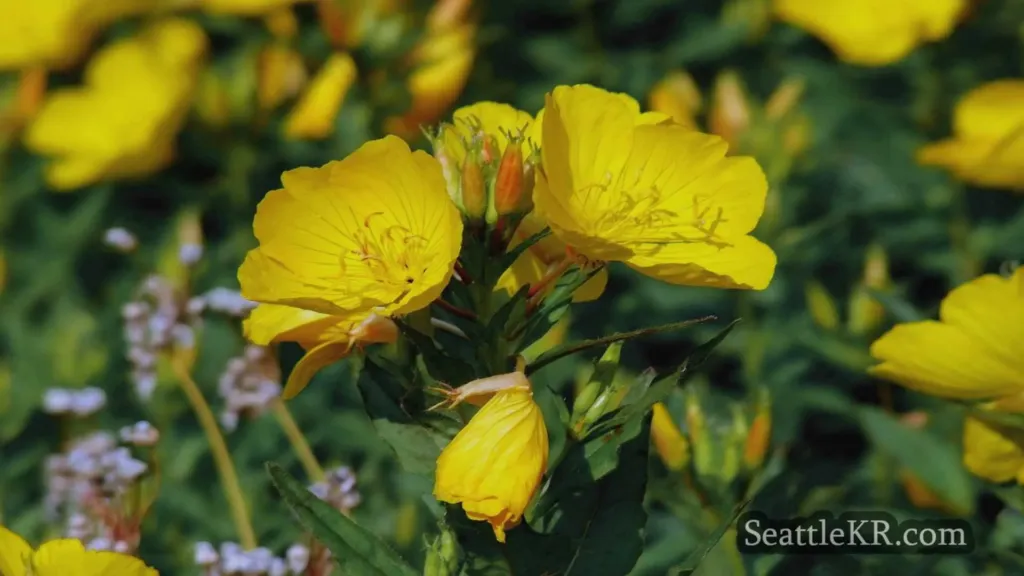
[283,52,357,140]
[651,402,689,470]
[917,80,1024,190]
[536,84,776,290]
[962,416,1024,484]
[201,0,314,16]
[24,19,207,191]
[434,372,548,542]
[0,0,154,70]
[239,136,462,396]
[648,70,701,129]
[773,0,965,66]
[0,525,157,576]
[385,17,475,140]
[869,268,1024,399]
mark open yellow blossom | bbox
[283,52,357,140]
[434,372,548,542]
[917,80,1024,190]
[773,0,965,66]
[536,84,776,290]
[870,268,1024,483]
[0,0,154,70]
[238,135,462,396]
[201,0,314,16]
[0,525,156,576]
[24,19,207,191]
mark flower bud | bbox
[685,389,712,478]
[264,6,299,39]
[805,280,840,331]
[460,151,487,221]
[651,403,689,470]
[764,77,805,121]
[424,524,460,576]
[572,342,623,434]
[848,244,889,336]
[743,389,771,471]
[494,138,525,216]
[709,71,751,150]
[648,69,702,128]
[284,51,357,140]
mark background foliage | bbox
[2,0,1024,574]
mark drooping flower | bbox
[238,135,462,397]
[0,0,154,71]
[535,84,776,290]
[0,525,157,576]
[24,18,207,191]
[870,267,1024,482]
[433,372,549,543]
[283,52,357,140]
[773,0,966,66]
[917,80,1024,190]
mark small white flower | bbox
[286,544,310,574]
[42,388,74,415]
[113,540,132,554]
[194,541,219,566]
[178,243,204,266]
[70,387,107,417]
[103,228,138,253]
[86,537,112,551]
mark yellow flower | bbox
[24,19,207,191]
[385,18,475,140]
[647,70,701,129]
[0,525,157,576]
[0,0,154,70]
[773,0,965,66]
[651,402,689,470]
[535,84,777,290]
[434,372,548,543]
[238,135,462,396]
[257,44,307,112]
[962,416,1024,484]
[869,267,1024,400]
[283,52,357,140]
[201,0,314,16]
[917,80,1024,190]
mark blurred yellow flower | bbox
[201,0,314,16]
[536,84,777,290]
[773,0,965,66]
[283,52,357,139]
[0,525,157,576]
[257,45,307,111]
[0,0,154,70]
[962,416,1024,484]
[869,268,1024,399]
[434,373,548,543]
[386,6,476,140]
[651,402,689,470]
[238,136,462,396]
[24,18,207,191]
[917,80,1024,190]
[648,70,701,129]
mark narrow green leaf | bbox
[267,463,419,576]
[866,288,927,323]
[526,316,716,375]
[497,227,551,272]
[674,499,752,574]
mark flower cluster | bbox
[237,82,778,542]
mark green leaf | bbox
[674,499,752,575]
[266,463,419,576]
[858,407,974,515]
[497,227,550,273]
[526,315,716,375]
[397,322,477,384]
[865,288,927,323]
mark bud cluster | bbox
[218,345,283,432]
[43,425,157,553]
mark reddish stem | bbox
[433,299,477,321]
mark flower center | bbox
[580,170,733,249]
[343,211,431,295]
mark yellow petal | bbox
[962,416,1024,483]
[283,339,354,399]
[651,402,689,470]
[238,135,463,319]
[31,538,157,576]
[0,525,32,576]
[201,0,314,16]
[435,386,549,542]
[869,270,1024,399]
[444,102,537,166]
[244,303,349,347]
[283,51,356,140]
[952,80,1024,141]
[626,235,777,290]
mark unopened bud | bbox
[425,525,460,576]
[743,391,771,471]
[572,342,623,434]
[709,71,751,150]
[651,402,689,470]
[494,139,528,216]
[685,390,711,477]
[460,153,487,220]
[648,69,702,128]
[764,77,805,121]
[848,244,889,336]
[481,134,500,165]
[805,280,840,331]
